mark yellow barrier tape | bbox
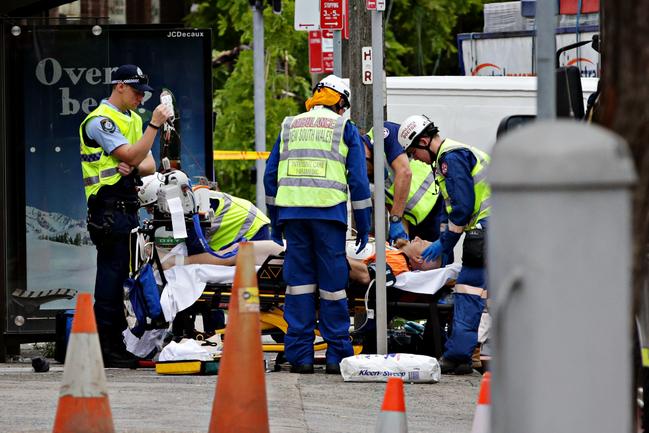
[213,150,270,160]
[642,347,649,367]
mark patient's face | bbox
[407,236,440,271]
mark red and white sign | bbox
[323,51,334,73]
[308,31,323,73]
[308,29,337,73]
[366,0,385,11]
[320,0,343,30]
[322,30,334,72]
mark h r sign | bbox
[362,46,372,84]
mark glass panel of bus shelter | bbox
[4,21,110,333]
[4,22,213,334]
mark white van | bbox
[386,75,598,153]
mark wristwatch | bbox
[389,215,402,223]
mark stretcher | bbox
[163,253,460,360]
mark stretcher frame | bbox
[170,253,455,360]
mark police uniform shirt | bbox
[85,99,152,160]
[85,100,131,153]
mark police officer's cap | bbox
[111,64,154,93]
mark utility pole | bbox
[348,0,373,132]
[599,3,649,430]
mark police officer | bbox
[80,64,172,367]
[264,75,372,374]
[398,114,490,375]
[362,122,442,242]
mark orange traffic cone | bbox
[375,377,408,433]
[208,242,269,433]
[52,293,114,433]
[470,371,491,433]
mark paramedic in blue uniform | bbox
[264,75,372,374]
[79,64,172,368]
[361,122,411,242]
[398,114,490,375]
[362,121,444,242]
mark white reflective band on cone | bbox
[60,333,108,398]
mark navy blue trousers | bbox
[282,219,354,365]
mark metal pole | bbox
[371,9,387,354]
[536,0,556,119]
[333,30,342,76]
[253,2,267,213]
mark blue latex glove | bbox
[422,239,442,262]
[355,231,369,255]
[388,220,409,243]
[271,225,283,247]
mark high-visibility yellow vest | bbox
[79,103,143,200]
[435,139,491,230]
[206,191,270,250]
[275,108,349,207]
[386,159,439,226]
[367,127,439,226]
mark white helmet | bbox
[164,169,191,188]
[138,173,165,206]
[315,75,351,109]
[397,114,438,151]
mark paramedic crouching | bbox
[264,75,372,375]
[398,115,490,375]
[138,171,271,265]
[362,122,443,243]
[80,64,172,368]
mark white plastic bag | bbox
[340,353,440,383]
[158,339,213,362]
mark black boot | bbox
[98,327,138,369]
[325,363,341,375]
[439,357,473,375]
[289,364,314,374]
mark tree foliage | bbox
[384,0,487,76]
[186,0,493,200]
[186,1,311,199]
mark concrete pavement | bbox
[0,359,479,433]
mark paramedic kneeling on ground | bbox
[80,64,172,368]
[264,75,372,375]
[398,115,490,375]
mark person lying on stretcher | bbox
[348,237,441,285]
[161,237,441,285]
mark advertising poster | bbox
[4,25,212,333]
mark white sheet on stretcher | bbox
[158,262,461,323]
[394,263,461,294]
